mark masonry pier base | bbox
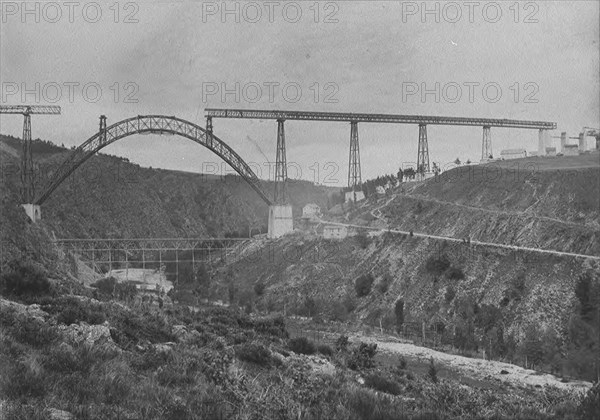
[22,203,41,222]
[267,205,293,239]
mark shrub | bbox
[91,276,118,296]
[343,294,357,313]
[0,260,51,298]
[428,357,438,383]
[398,356,408,370]
[578,382,600,419]
[356,231,371,249]
[236,342,272,366]
[1,361,47,399]
[0,308,59,347]
[335,335,350,352]
[445,267,465,281]
[348,342,377,370]
[288,337,316,355]
[254,281,266,296]
[394,299,404,331]
[355,274,374,297]
[425,255,451,276]
[317,344,334,356]
[376,274,392,294]
[445,286,456,303]
[252,315,288,338]
[364,373,402,395]
[49,297,106,325]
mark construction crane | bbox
[0,105,61,203]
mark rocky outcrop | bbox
[57,321,117,350]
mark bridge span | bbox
[205,108,557,202]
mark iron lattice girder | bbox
[482,126,492,159]
[348,121,361,188]
[34,115,272,206]
[0,105,61,115]
[417,124,430,173]
[53,237,249,252]
[205,108,557,130]
[274,119,287,204]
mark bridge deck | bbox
[205,108,556,130]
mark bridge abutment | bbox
[267,205,293,239]
[22,203,41,222]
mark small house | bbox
[500,149,527,160]
[302,203,321,220]
[562,144,579,156]
[323,225,348,240]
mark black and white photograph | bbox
[0,1,599,418]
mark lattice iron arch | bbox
[34,115,272,205]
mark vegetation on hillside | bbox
[0,266,595,419]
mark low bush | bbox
[376,274,392,294]
[428,357,438,383]
[51,297,106,325]
[444,286,456,303]
[577,382,600,419]
[364,373,402,396]
[347,342,377,370]
[0,260,51,298]
[355,274,374,297]
[445,267,465,281]
[425,255,451,276]
[356,232,371,249]
[0,361,47,399]
[254,281,266,296]
[252,315,288,338]
[288,337,316,355]
[317,344,334,356]
[236,342,272,366]
[0,308,59,347]
[335,335,350,352]
[398,356,408,370]
[91,276,118,295]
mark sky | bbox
[1,0,598,187]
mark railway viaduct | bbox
[10,107,555,239]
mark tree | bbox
[194,264,211,301]
[394,299,404,331]
[254,280,266,296]
[397,168,404,183]
[454,158,461,165]
[355,274,374,297]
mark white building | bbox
[375,186,386,195]
[323,225,348,240]
[500,149,527,160]
[563,144,579,156]
[345,190,365,203]
[302,203,321,220]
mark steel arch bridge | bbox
[34,115,272,206]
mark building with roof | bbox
[500,149,527,160]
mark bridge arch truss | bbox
[34,115,271,205]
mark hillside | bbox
[212,155,600,383]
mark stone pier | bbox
[267,205,293,239]
[21,204,41,222]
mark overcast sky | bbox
[1,1,598,186]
